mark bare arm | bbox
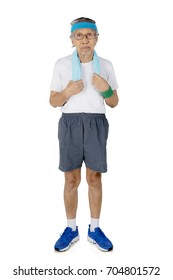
[49,80,84,107]
[105,89,119,108]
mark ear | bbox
[70,35,75,47]
[94,33,98,44]
[94,36,98,46]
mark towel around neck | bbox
[72,49,100,81]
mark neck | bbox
[78,52,94,63]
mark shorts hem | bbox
[85,164,107,173]
[59,165,82,172]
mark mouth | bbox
[81,46,90,49]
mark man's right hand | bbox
[65,80,84,97]
[49,80,84,108]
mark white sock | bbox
[90,218,99,232]
[67,218,76,231]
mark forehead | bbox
[74,28,95,34]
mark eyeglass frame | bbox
[70,32,99,40]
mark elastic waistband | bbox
[62,113,106,118]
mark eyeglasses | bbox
[72,32,99,40]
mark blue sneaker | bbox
[54,227,79,251]
[88,225,113,251]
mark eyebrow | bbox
[74,29,96,34]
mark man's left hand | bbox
[92,73,109,92]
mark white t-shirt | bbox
[50,54,118,113]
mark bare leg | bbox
[64,168,81,219]
[86,168,102,218]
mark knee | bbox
[86,171,101,189]
[65,173,81,191]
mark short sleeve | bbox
[50,61,63,92]
[107,62,119,91]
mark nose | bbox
[81,35,89,43]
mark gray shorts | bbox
[58,113,109,173]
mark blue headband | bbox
[71,22,98,33]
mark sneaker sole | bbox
[55,235,79,252]
[87,236,113,252]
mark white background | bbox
[0,0,172,279]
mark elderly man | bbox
[50,17,119,252]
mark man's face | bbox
[70,28,98,57]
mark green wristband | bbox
[102,86,114,98]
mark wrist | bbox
[101,86,114,98]
[62,88,71,99]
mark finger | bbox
[92,74,97,82]
[76,80,84,86]
[93,73,100,78]
[79,81,85,89]
[91,77,95,86]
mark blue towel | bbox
[72,49,100,81]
